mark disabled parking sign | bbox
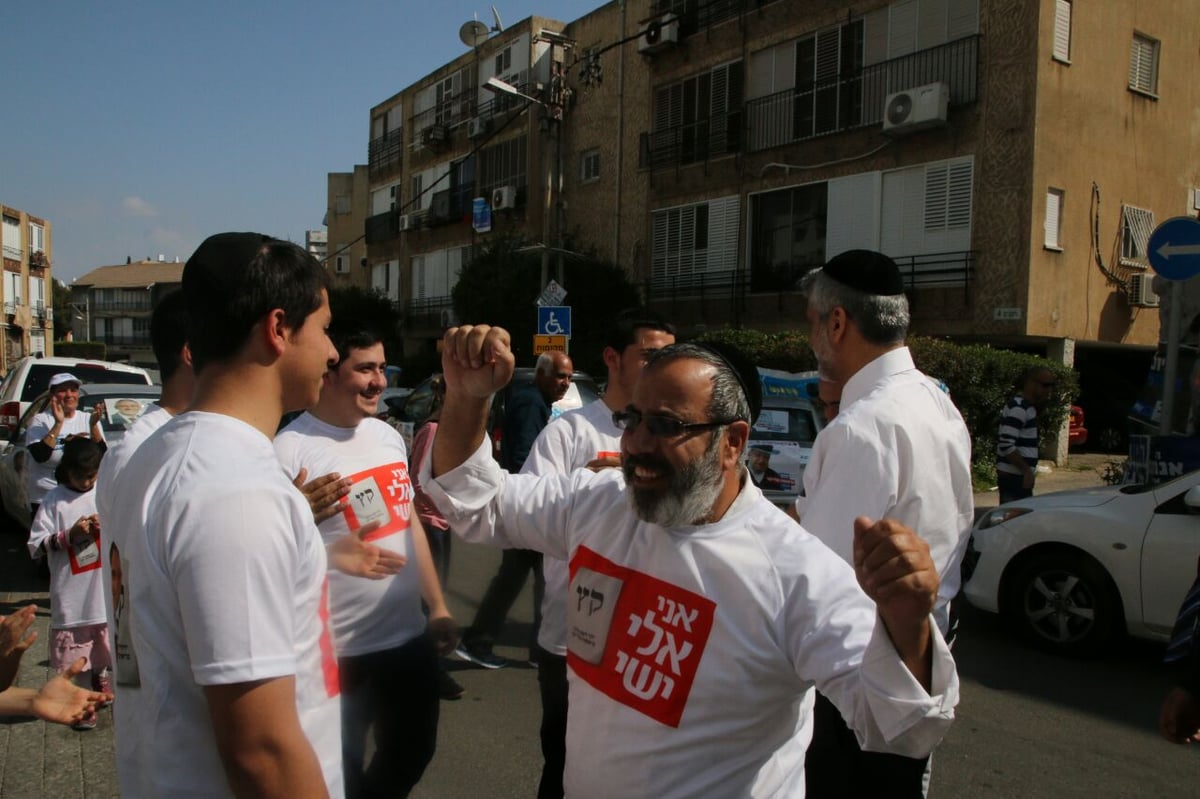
[537,306,571,337]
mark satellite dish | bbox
[886,92,913,125]
[459,19,490,48]
[491,5,504,32]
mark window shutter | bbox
[947,0,979,39]
[946,161,973,229]
[923,164,949,231]
[916,0,948,51]
[1129,35,1158,92]
[1044,190,1062,248]
[1053,0,1071,61]
[888,0,919,58]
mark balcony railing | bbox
[368,128,404,177]
[365,210,401,245]
[651,0,752,36]
[93,299,153,313]
[893,250,976,296]
[4,301,19,315]
[405,296,456,331]
[745,35,979,152]
[646,268,746,300]
[640,109,744,170]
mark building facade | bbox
[358,0,1198,370]
[0,204,55,369]
[325,166,372,291]
[305,229,328,262]
[69,260,183,368]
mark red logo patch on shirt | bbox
[341,462,413,542]
[567,546,715,728]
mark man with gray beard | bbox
[419,326,960,798]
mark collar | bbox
[841,347,916,409]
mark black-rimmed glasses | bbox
[612,409,736,438]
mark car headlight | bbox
[975,506,1033,530]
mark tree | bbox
[328,286,403,357]
[452,232,641,376]
[52,279,74,341]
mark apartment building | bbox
[0,204,55,369]
[325,165,372,291]
[69,259,183,367]
[360,0,1197,370]
[305,229,328,262]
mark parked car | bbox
[0,383,162,533]
[962,468,1200,656]
[0,356,153,438]
[749,369,825,509]
[390,368,602,452]
[376,386,413,420]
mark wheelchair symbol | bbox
[544,313,564,335]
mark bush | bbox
[693,327,1077,468]
[54,341,107,360]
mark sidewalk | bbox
[0,529,118,798]
[972,451,1116,510]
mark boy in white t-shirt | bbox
[26,437,110,731]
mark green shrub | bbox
[693,327,1077,469]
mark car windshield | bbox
[19,364,149,401]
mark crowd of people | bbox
[4,231,1197,798]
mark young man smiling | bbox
[275,326,456,799]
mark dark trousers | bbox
[536,646,568,799]
[339,634,440,799]
[424,523,452,586]
[464,548,544,653]
[805,691,929,798]
[997,471,1034,504]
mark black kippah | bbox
[823,249,905,296]
[183,232,275,295]
[696,341,762,425]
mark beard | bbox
[623,433,726,527]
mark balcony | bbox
[651,0,751,37]
[405,296,456,331]
[894,250,976,297]
[640,109,743,171]
[368,128,404,178]
[427,186,475,227]
[745,35,980,152]
[93,298,153,313]
[646,268,746,300]
[365,210,401,245]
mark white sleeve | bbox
[27,499,58,557]
[520,416,575,477]
[781,540,957,758]
[25,413,51,447]
[419,435,581,561]
[165,487,302,686]
[798,424,896,563]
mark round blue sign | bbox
[1148,216,1200,281]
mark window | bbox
[334,245,350,274]
[1129,33,1160,95]
[750,182,828,292]
[30,276,45,309]
[1,215,19,260]
[334,195,351,214]
[411,247,468,300]
[795,20,864,139]
[494,46,512,76]
[411,174,424,211]
[1053,0,1071,62]
[5,271,22,309]
[478,135,528,199]
[652,61,744,164]
[28,223,45,254]
[923,160,973,232]
[650,196,740,292]
[580,149,600,182]
[1121,205,1154,266]
[1044,189,1064,250]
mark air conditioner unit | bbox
[491,185,518,211]
[882,82,949,135]
[1129,272,1160,308]
[638,14,679,54]
[421,124,447,146]
[398,214,413,232]
[468,116,491,139]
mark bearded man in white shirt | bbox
[423,325,959,799]
[796,249,973,797]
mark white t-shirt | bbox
[796,348,974,634]
[24,410,102,506]
[421,439,959,799]
[27,484,104,629]
[93,402,171,794]
[521,399,622,656]
[275,413,424,658]
[106,412,342,798]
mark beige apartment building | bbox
[0,204,55,369]
[359,0,1197,380]
[325,165,372,291]
[69,259,183,368]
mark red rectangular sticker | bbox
[67,527,102,575]
[567,546,715,728]
[341,462,413,542]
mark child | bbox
[26,437,111,731]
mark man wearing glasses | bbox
[997,366,1058,503]
[421,325,958,799]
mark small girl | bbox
[26,437,111,731]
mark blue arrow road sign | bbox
[1148,216,1200,281]
[537,306,571,337]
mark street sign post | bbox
[537,306,572,337]
[536,280,568,307]
[533,335,568,354]
[1148,216,1200,280]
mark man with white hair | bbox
[797,249,972,796]
[423,326,957,798]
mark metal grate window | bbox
[1129,33,1159,95]
[1121,205,1154,266]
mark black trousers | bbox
[463,548,544,652]
[536,646,568,799]
[339,634,440,799]
[806,691,929,798]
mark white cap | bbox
[48,373,81,389]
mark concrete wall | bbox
[327,166,371,291]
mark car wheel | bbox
[1006,551,1120,656]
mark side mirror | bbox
[1185,486,1200,510]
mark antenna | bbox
[491,5,504,32]
[459,19,490,49]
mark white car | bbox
[963,470,1200,656]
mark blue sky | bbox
[2,0,602,282]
